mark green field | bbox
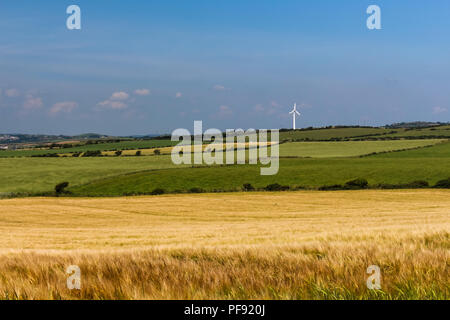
[0,155,181,194]
[382,125,450,139]
[2,135,449,196]
[69,141,450,196]
[0,139,177,157]
[279,139,443,158]
[279,125,450,141]
[279,127,394,141]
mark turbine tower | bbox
[289,103,301,130]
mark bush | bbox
[55,182,69,195]
[344,178,368,189]
[265,183,289,191]
[434,178,450,189]
[82,150,102,157]
[115,150,122,156]
[154,149,161,155]
[319,184,343,191]
[405,180,429,188]
[32,153,59,158]
[135,151,142,156]
[243,183,255,191]
[375,183,398,189]
[189,187,204,193]
[151,188,165,195]
[376,180,430,189]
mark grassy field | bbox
[279,125,450,141]
[99,139,439,158]
[2,126,449,158]
[279,127,395,141]
[99,141,275,156]
[0,139,177,157]
[279,139,443,158]
[2,140,448,196]
[0,155,180,194]
[0,190,448,299]
[383,125,450,139]
[70,141,450,196]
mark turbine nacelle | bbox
[289,103,300,116]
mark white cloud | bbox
[5,88,20,97]
[50,101,78,114]
[216,105,233,118]
[175,92,182,98]
[254,104,264,112]
[98,100,127,110]
[110,91,129,100]
[97,91,130,110]
[298,102,312,109]
[213,85,227,91]
[134,89,150,96]
[23,94,43,110]
[271,101,281,108]
[267,108,277,115]
[432,106,447,114]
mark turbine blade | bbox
[295,111,300,115]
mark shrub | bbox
[344,178,368,189]
[434,178,450,189]
[376,180,430,189]
[154,149,161,155]
[405,180,429,188]
[189,187,204,193]
[82,150,102,157]
[265,183,289,191]
[319,184,343,191]
[135,151,142,156]
[151,188,165,195]
[243,183,255,191]
[32,153,59,158]
[375,183,398,189]
[55,182,69,195]
[115,150,122,156]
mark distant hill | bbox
[73,133,110,139]
[2,121,450,145]
[0,133,112,144]
[385,122,449,129]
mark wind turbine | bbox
[289,103,301,130]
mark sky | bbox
[0,0,449,135]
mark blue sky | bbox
[0,0,449,135]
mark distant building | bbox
[0,145,8,150]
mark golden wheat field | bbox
[0,190,448,300]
